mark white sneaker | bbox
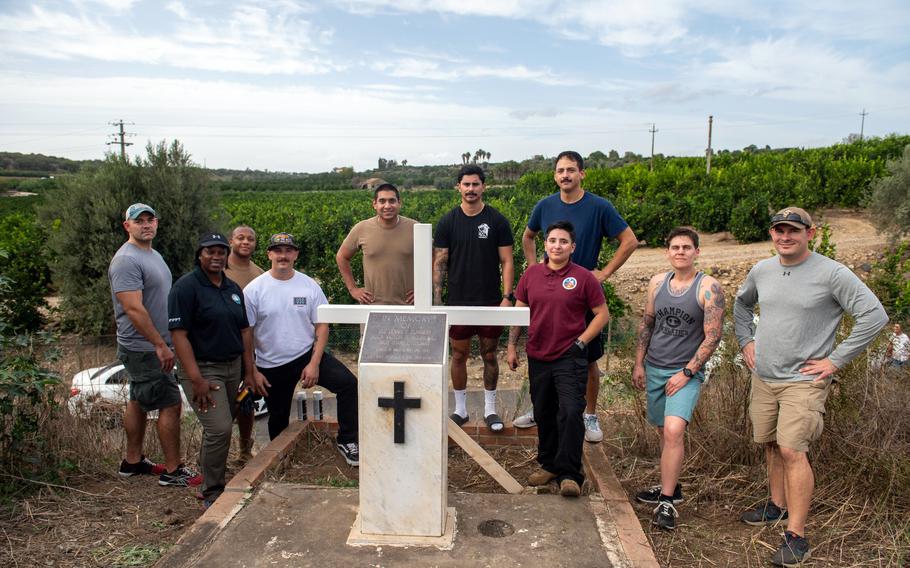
[583,414,603,443]
[512,410,536,428]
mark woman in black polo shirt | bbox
[168,233,260,509]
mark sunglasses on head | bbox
[770,212,808,226]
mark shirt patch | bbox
[169,316,181,325]
[562,277,577,290]
[293,296,307,306]
[231,293,241,305]
[477,223,490,239]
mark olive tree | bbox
[39,140,223,334]
[870,144,910,237]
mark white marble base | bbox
[347,507,456,549]
[358,362,448,537]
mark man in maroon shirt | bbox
[507,221,610,497]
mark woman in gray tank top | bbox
[631,227,725,531]
[646,271,706,368]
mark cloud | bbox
[509,107,559,120]
[702,37,907,105]
[0,3,341,75]
[340,0,691,53]
[371,57,577,85]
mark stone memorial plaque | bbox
[361,312,447,365]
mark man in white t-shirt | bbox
[887,323,909,368]
[244,232,360,466]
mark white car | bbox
[68,362,267,421]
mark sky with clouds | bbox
[1,0,908,172]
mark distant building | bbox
[360,177,387,190]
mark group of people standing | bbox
[107,151,890,567]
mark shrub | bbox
[38,141,223,334]
[0,262,61,484]
[0,214,52,332]
[869,144,910,237]
[868,241,910,321]
[729,193,770,243]
[808,222,837,259]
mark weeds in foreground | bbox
[609,330,910,567]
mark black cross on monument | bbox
[377,381,422,444]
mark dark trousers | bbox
[258,349,358,443]
[529,351,587,485]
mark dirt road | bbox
[609,208,888,312]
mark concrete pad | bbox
[196,483,619,567]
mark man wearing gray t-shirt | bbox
[108,203,199,487]
[733,207,888,567]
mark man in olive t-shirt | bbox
[336,182,416,305]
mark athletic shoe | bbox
[513,410,535,428]
[118,455,166,477]
[583,414,604,443]
[652,501,678,530]
[740,500,788,526]
[528,468,557,486]
[337,442,360,467]
[771,531,811,567]
[158,464,203,487]
[636,483,683,504]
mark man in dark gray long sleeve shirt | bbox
[733,206,888,567]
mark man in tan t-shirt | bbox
[225,226,264,289]
[224,225,264,460]
[336,182,416,305]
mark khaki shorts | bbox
[749,373,831,452]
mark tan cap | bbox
[770,207,812,229]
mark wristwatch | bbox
[682,368,694,378]
[574,338,587,351]
[504,292,516,302]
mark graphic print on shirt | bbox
[655,305,696,338]
[562,277,577,290]
[293,296,307,306]
[477,223,490,239]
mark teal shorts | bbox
[645,363,704,427]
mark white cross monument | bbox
[317,223,529,548]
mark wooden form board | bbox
[447,419,524,495]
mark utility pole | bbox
[706,115,714,175]
[649,123,658,171]
[858,108,868,141]
[107,119,134,160]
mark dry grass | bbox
[605,333,910,567]
[272,427,545,494]
[0,335,212,568]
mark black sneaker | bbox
[636,483,683,504]
[740,500,788,526]
[652,501,678,530]
[771,531,810,567]
[118,455,165,477]
[337,442,359,467]
[158,464,202,487]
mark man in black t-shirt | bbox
[433,164,514,431]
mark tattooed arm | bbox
[432,247,448,305]
[632,274,662,389]
[685,276,726,373]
